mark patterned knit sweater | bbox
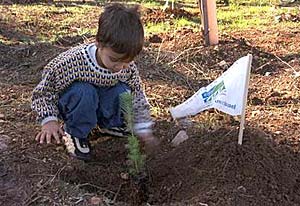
[31,43,153,134]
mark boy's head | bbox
[96,3,144,72]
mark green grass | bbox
[217,5,272,31]
[145,17,199,35]
[0,4,100,43]
[139,0,162,8]
[229,0,279,6]
[217,4,299,31]
[145,0,299,36]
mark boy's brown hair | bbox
[96,3,144,60]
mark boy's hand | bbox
[138,132,160,155]
[36,121,64,144]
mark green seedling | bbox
[120,92,146,176]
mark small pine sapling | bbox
[120,92,146,176]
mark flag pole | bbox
[238,54,252,145]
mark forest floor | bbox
[0,2,300,206]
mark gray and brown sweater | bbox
[31,43,153,134]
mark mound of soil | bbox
[142,7,199,24]
[54,127,300,205]
[149,128,300,205]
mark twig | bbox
[155,38,165,63]
[274,54,298,74]
[168,46,204,65]
[27,156,47,163]
[0,104,9,108]
[112,183,123,203]
[190,61,210,79]
[173,167,184,181]
[238,193,254,198]
[23,165,67,206]
[74,197,84,204]
[181,65,197,91]
[222,157,231,174]
[152,66,174,81]
[188,166,207,175]
[25,196,42,206]
[255,60,272,72]
[172,181,182,195]
[77,183,115,195]
[145,164,153,183]
[223,129,235,138]
[29,174,55,178]
[15,63,31,71]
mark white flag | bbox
[170,55,252,119]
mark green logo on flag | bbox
[202,81,226,103]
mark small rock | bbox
[0,113,4,119]
[55,146,64,151]
[120,172,129,180]
[265,72,271,76]
[251,97,263,105]
[0,135,9,152]
[237,185,246,193]
[294,72,300,78]
[171,130,189,146]
[275,131,282,135]
[203,140,211,146]
[274,15,282,23]
[0,141,7,152]
[218,60,227,67]
[90,196,103,205]
[251,110,260,117]
[177,117,192,129]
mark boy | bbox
[31,3,159,160]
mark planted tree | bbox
[120,92,146,175]
[120,92,148,204]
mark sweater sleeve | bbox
[31,63,60,124]
[127,64,153,134]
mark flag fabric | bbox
[170,55,252,119]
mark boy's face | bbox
[96,45,132,73]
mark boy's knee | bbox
[61,82,98,104]
[70,82,98,97]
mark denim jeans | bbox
[58,81,130,139]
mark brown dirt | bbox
[1,6,300,206]
[142,7,199,24]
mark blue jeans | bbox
[58,82,130,139]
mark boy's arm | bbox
[132,83,153,135]
[31,66,60,125]
[127,64,160,154]
[127,63,153,135]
